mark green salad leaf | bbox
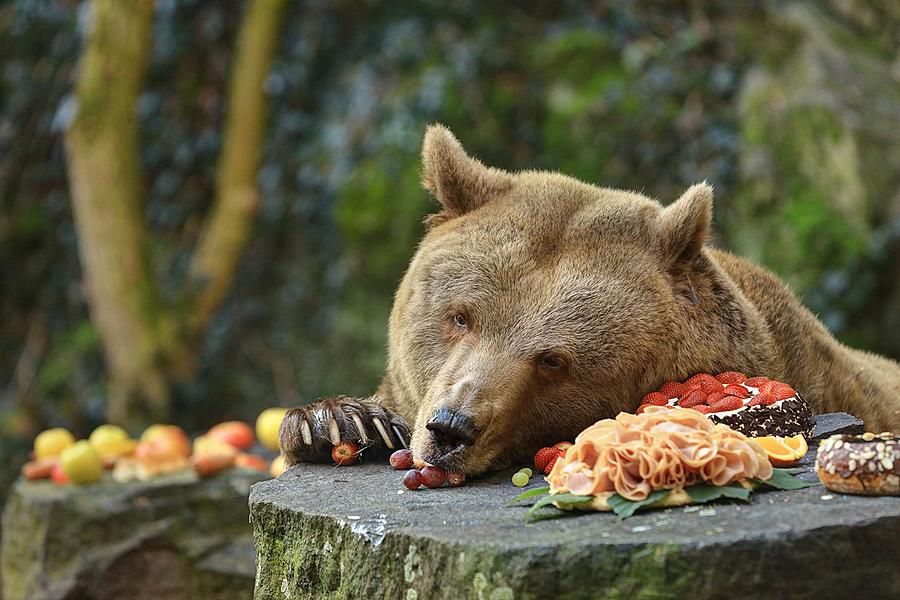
[507,485,550,506]
[607,489,672,518]
[525,492,593,522]
[757,467,816,490]
[685,483,751,503]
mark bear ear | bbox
[421,124,513,226]
[657,182,713,292]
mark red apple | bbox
[207,421,255,450]
[140,425,190,458]
[51,461,70,485]
[235,453,268,471]
[331,441,359,465]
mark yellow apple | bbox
[89,424,135,458]
[60,440,103,484]
[256,408,288,451]
[34,427,76,459]
[269,454,288,478]
[140,424,190,458]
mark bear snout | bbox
[425,407,479,454]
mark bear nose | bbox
[426,407,478,447]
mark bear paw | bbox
[279,396,409,466]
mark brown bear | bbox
[280,125,900,475]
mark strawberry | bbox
[544,455,560,475]
[748,392,776,406]
[709,396,744,412]
[641,392,669,406]
[715,371,747,384]
[700,379,724,394]
[722,384,750,399]
[745,376,770,388]
[678,389,706,408]
[534,447,558,471]
[690,404,712,414]
[686,373,718,387]
[770,384,796,401]
[659,381,687,399]
[705,391,726,405]
[759,380,779,395]
[554,442,573,452]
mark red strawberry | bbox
[544,455,560,475]
[659,381,687,399]
[686,373,718,387]
[534,447,558,471]
[759,380,780,395]
[722,384,750,399]
[705,391,726,405]
[554,442,573,452]
[690,405,712,414]
[748,392,776,406]
[745,376,770,388]
[642,392,669,406]
[678,389,706,408]
[770,384,796,401]
[709,396,744,412]
[715,371,747,384]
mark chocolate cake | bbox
[637,373,815,438]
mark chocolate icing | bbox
[707,394,815,438]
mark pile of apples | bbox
[21,407,292,486]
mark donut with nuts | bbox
[815,432,899,496]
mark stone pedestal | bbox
[250,415,898,599]
[2,469,265,600]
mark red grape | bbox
[420,465,447,488]
[447,471,465,487]
[389,449,414,470]
[402,469,422,490]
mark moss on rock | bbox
[1,469,265,600]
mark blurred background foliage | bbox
[1,0,899,497]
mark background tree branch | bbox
[188,0,288,341]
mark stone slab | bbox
[2,468,266,600]
[251,415,900,599]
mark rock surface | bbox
[251,421,900,599]
[1,468,266,600]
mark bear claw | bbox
[279,396,409,466]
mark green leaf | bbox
[526,492,593,520]
[685,483,751,503]
[759,468,816,490]
[508,486,550,506]
[607,489,671,519]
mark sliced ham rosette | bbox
[547,406,773,503]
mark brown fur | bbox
[282,125,900,475]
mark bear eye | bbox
[539,353,566,370]
[452,313,468,330]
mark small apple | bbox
[140,424,190,458]
[23,458,56,480]
[256,408,288,451]
[269,454,288,478]
[60,440,103,484]
[34,427,76,459]
[235,453,268,472]
[207,421,255,450]
[89,425,137,458]
[51,461,69,485]
[331,441,359,466]
[192,453,235,478]
[193,435,239,458]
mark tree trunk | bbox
[65,0,287,427]
[188,0,288,341]
[64,0,169,427]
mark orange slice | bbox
[752,434,808,467]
